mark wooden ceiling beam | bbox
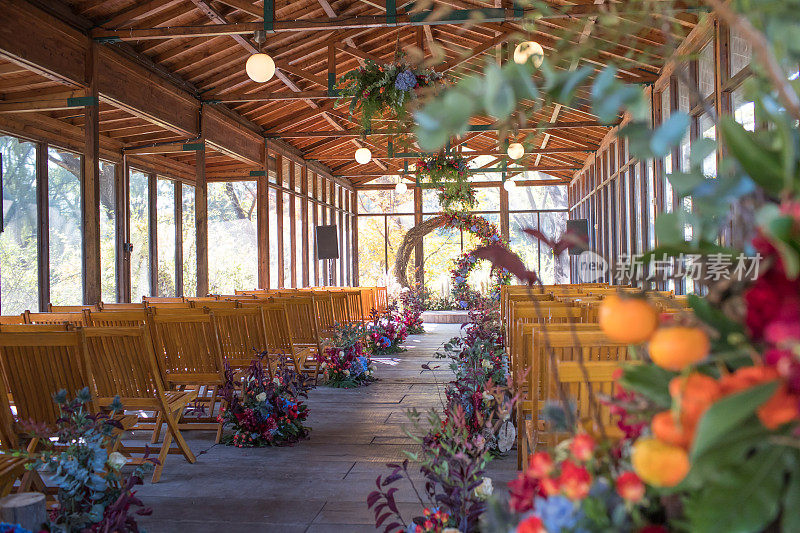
[205,90,335,102]
[270,121,613,138]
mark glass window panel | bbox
[357,215,386,286]
[308,198,315,281]
[699,114,717,178]
[387,215,414,285]
[509,185,568,211]
[99,161,117,302]
[295,195,304,286]
[0,136,39,314]
[129,170,149,301]
[538,212,569,284]
[156,178,176,297]
[699,41,715,98]
[423,221,460,297]
[48,148,83,305]
[282,158,290,188]
[732,86,756,131]
[422,188,441,213]
[510,213,539,278]
[282,191,291,286]
[182,184,197,296]
[208,181,257,293]
[730,25,752,77]
[269,187,278,288]
[475,186,499,212]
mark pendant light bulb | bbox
[355,147,372,164]
[514,41,544,68]
[503,179,517,192]
[246,53,275,83]
[507,142,525,160]
[395,181,408,194]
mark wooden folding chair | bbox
[80,327,197,482]
[48,304,97,312]
[0,316,24,325]
[100,302,146,310]
[146,311,226,443]
[0,455,28,497]
[311,292,336,339]
[329,291,351,325]
[343,289,365,323]
[259,304,308,376]
[23,311,85,326]
[193,301,239,310]
[85,309,147,327]
[269,297,324,379]
[143,297,185,304]
[210,307,270,371]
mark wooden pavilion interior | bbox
[0,0,761,530]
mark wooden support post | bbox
[114,159,127,303]
[320,176,327,285]
[301,165,309,287]
[174,181,183,297]
[289,160,297,287]
[276,154,284,288]
[35,142,49,312]
[352,190,359,286]
[147,172,157,297]
[195,148,209,296]
[257,142,269,289]
[83,39,102,305]
[413,185,423,287]
[499,179,509,243]
[312,172,319,286]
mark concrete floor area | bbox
[134,323,517,532]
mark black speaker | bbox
[316,225,340,260]
[566,219,589,256]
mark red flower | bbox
[568,433,596,462]
[616,471,645,503]
[558,460,592,500]
[540,476,560,496]
[517,515,546,533]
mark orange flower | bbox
[517,515,546,533]
[526,452,554,479]
[558,460,592,500]
[615,471,645,503]
[568,433,596,462]
[718,365,779,396]
[540,476,560,496]
[758,383,800,429]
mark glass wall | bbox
[157,178,176,297]
[0,136,38,314]
[182,184,197,296]
[208,181,258,293]
[48,148,83,306]
[129,170,150,301]
[99,161,116,302]
[268,186,278,288]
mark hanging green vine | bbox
[416,153,476,215]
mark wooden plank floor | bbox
[134,323,517,532]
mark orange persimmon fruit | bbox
[632,437,690,488]
[599,294,659,344]
[649,327,710,371]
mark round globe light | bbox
[354,147,372,164]
[513,41,544,68]
[395,181,408,194]
[503,179,517,192]
[507,142,525,160]
[246,53,275,83]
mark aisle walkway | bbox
[136,324,516,532]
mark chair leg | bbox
[151,413,175,484]
[164,406,196,464]
[150,410,163,444]
[214,399,226,444]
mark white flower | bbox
[320,362,327,370]
[442,529,462,533]
[255,392,267,403]
[272,377,281,386]
[107,451,128,470]
[482,391,494,402]
[338,350,345,358]
[481,359,491,369]
[474,477,493,499]
[344,369,350,376]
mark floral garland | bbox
[336,59,444,131]
[320,323,376,388]
[218,354,311,447]
[417,154,475,215]
[399,284,426,334]
[443,212,511,308]
[367,305,408,354]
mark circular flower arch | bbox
[393,212,511,304]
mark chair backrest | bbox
[100,302,145,310]
[80,327,164,408]
[268,297,320,348]
[359,287,376,317]
[23,311,85,326]
[85,309,147,327]
[210,308,269,369]
[0,324,71,333]
[143,297,185,304]
[0,330,87,446]
[146,311,225,387]
[49,304,96,312]
[0,316,25,325]
[343,290,364,322]
[374,287,388,312]
[185,297,220,305]
[146,302,191,310]
[192,301,239,310]
[258,304,296,357]
[312,293,336,334]
[329,291,350,324]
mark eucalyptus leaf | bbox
[650,112,690,157]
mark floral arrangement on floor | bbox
[399,283,426,335]
[335,58,444,131]
[367,306,409,355]
[443,212,510,308]
[15,389,154,532]
[218,354,312,447]
[321,322,376,388]
[417,154,474,214]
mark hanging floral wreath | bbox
[443,212,512,308]
[336,58,444,131]
[417,154,476,214]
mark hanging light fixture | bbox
[514,41,544,68]
[395,180,408,194]
[246,30,275,83]
[507,142,525,160]
[355,147,372,164]
[503,178,517,191]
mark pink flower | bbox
[616,471,645,503]
[568,433,596,462]
[558,461,592,500]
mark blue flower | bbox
[459,300,468,309]
[394,69,417,91]
[455,276,465,283]
[491,234,499,241]
[379,336,391,348]
[534,496,580,532]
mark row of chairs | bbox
[501,283,690,469]
[0,286,387,490]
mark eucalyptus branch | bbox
[705,0,800,123]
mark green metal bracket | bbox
[513,1,523,18]
[263,0,274,33]
[409,8,512,25]
[181,142,205,152]
[250,170,267,177]
[388,139,394,158]
[67,96,99,107]
[387,0,397,25]
[327,72,338,97]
